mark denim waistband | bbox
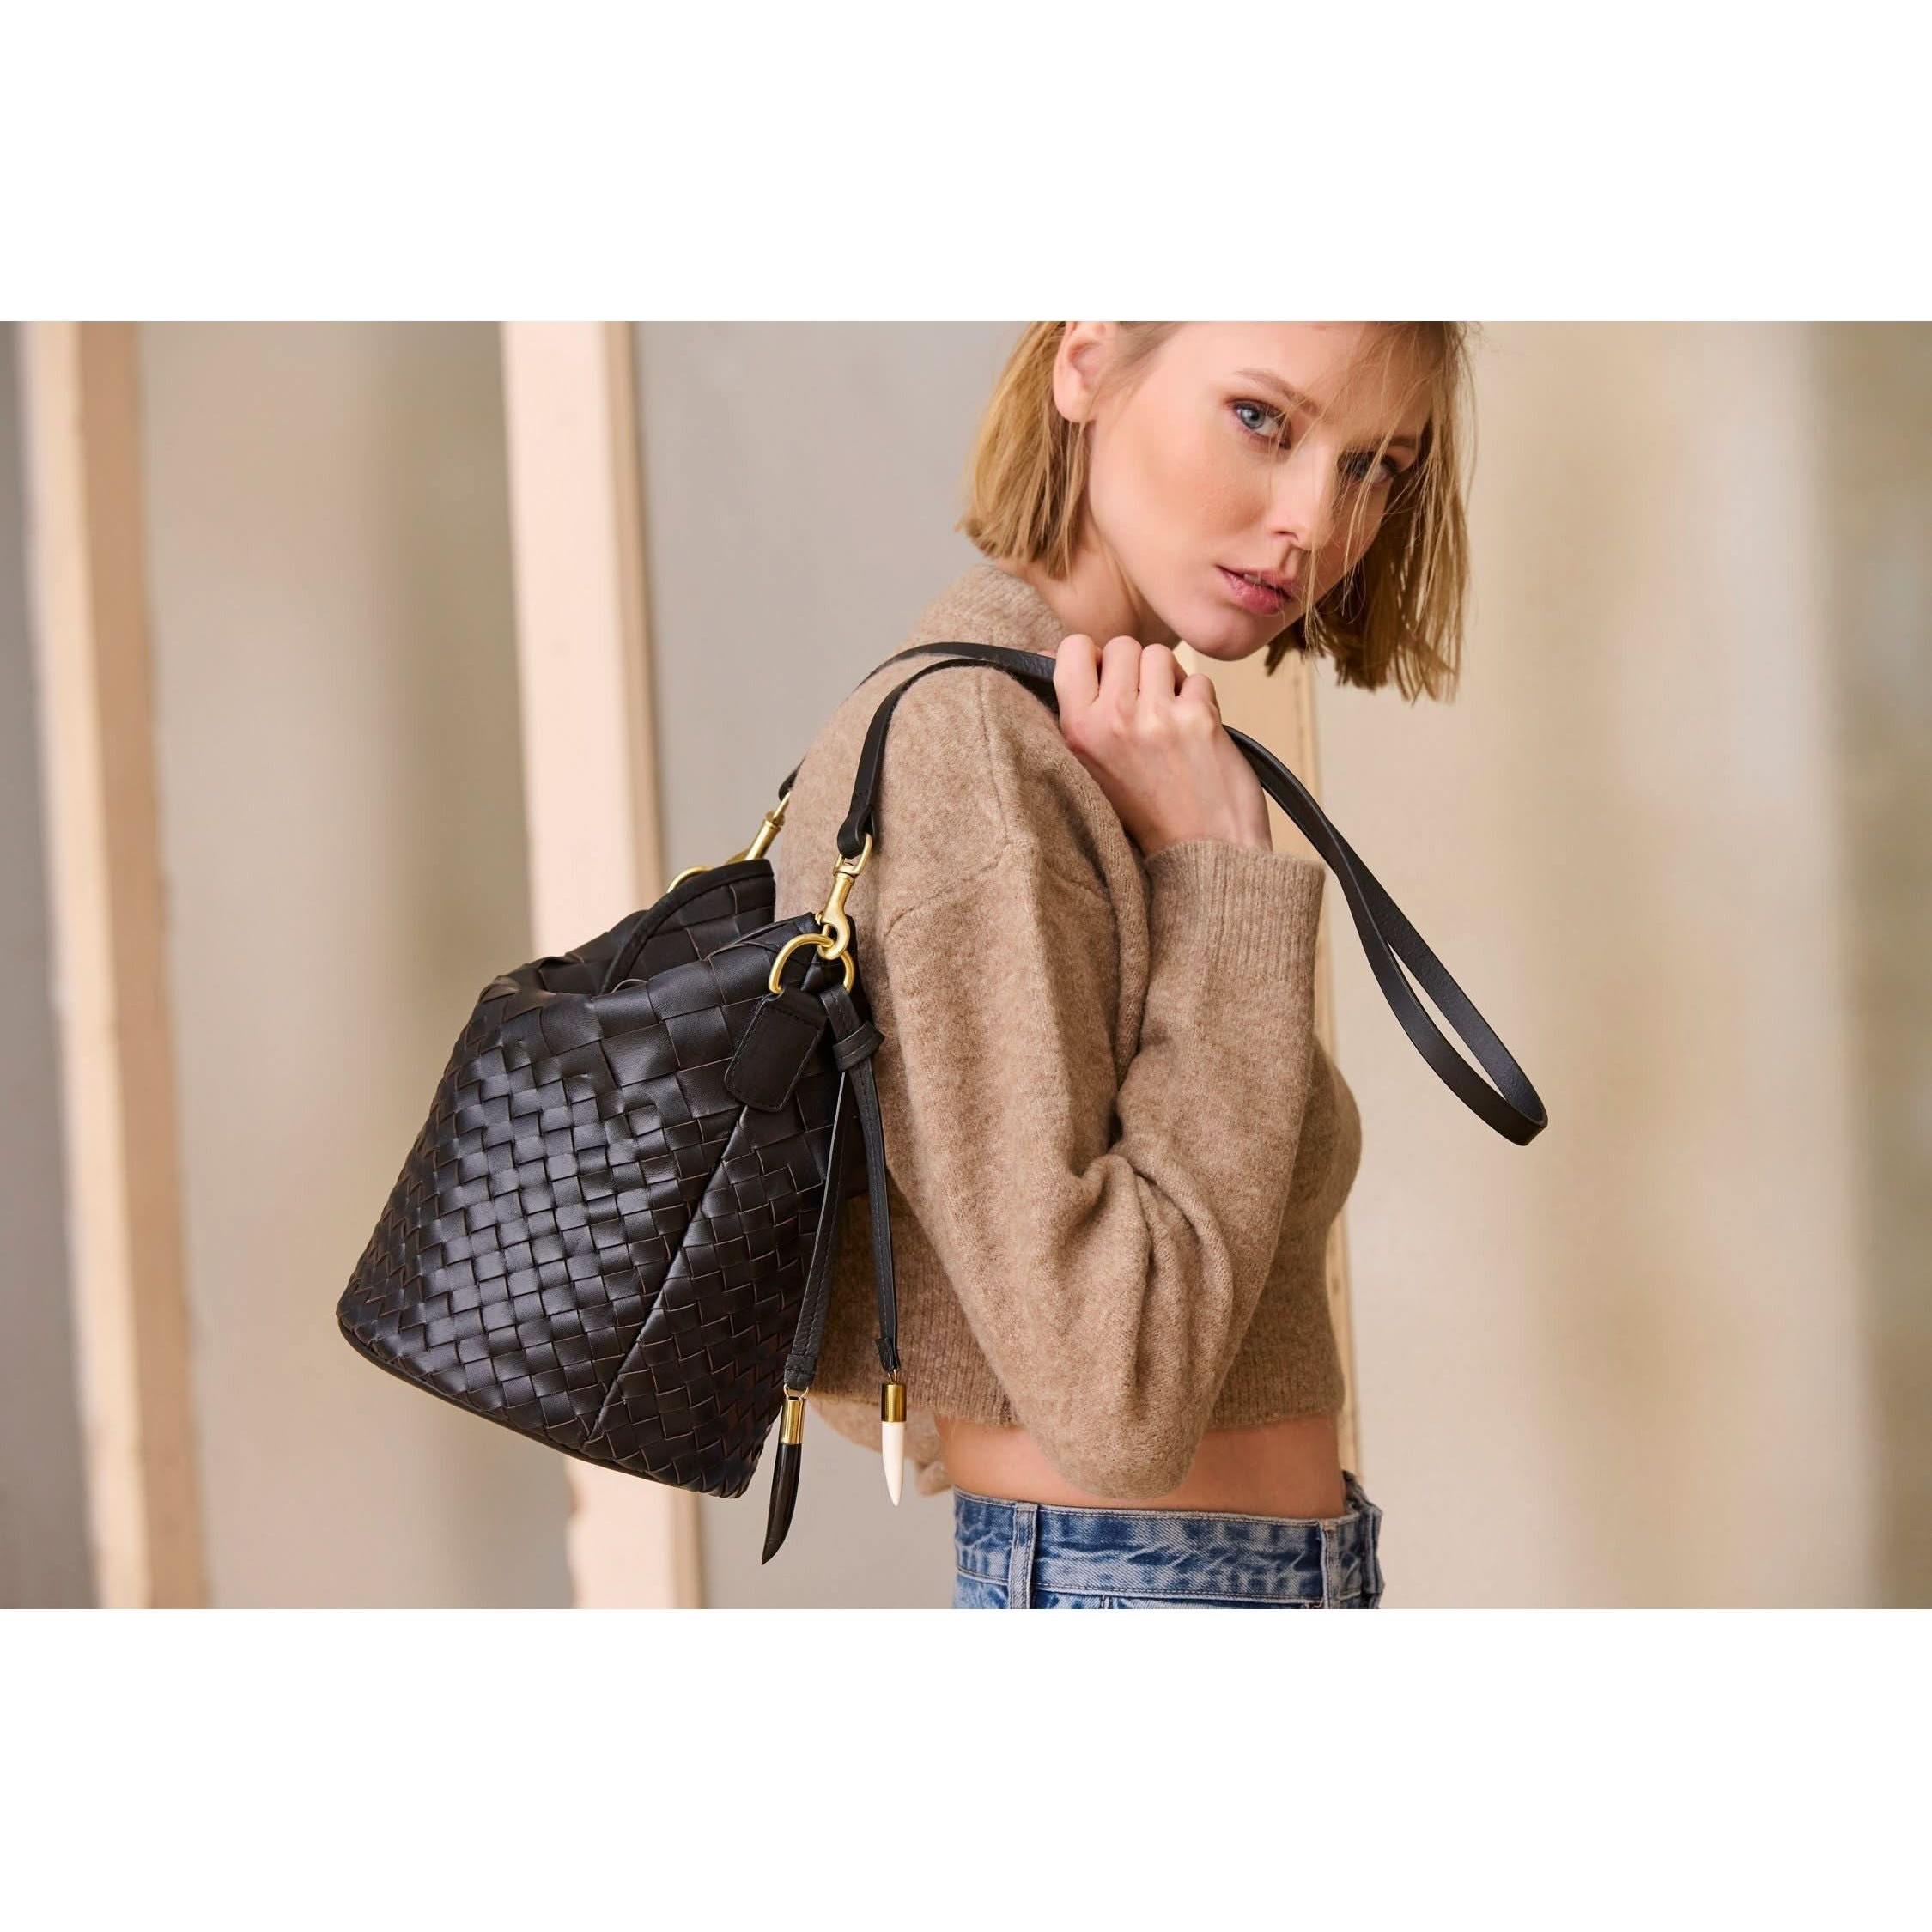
[953,1470,1384,1607]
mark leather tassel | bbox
[761,1391,807,1564]
[881,1379,905,1506]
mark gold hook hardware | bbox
[733,792,790,865]
[666,791,791,893]
[815,831,872,959]
[761,829,872,994]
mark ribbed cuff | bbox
[1145,838,1327,979]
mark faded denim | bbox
[951,1470,1384,1608]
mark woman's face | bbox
[1060,321,1432,661]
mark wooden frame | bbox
[498,321,703,1608]
[20,322,209,1607]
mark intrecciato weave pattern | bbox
[337,635,1544,1551]
[337,860,860,1498]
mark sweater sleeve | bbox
[869,831,1328,1499]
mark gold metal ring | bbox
[768,929,855,995]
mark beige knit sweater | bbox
[769,558,1360,1500]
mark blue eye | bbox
[1348,452,1410,490]
[1231,398,1410,489]
[1231,398,1285,441]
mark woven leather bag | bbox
[337,641,1547,1562]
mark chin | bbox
[1184,611,1275,663]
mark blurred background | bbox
[2,320,1925,1609]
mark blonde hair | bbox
[957,322,1477,702]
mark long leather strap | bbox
[781,1062,856,1391]
[823,979,900,1380]
[779,969,901,1394]
[762,979,900,1560]
[779,641,1547,1145]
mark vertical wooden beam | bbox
[1177,641,1363,1479]
[499,321,702,1608]
[20,322,208,1607]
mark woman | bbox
[771,321,1470,1608]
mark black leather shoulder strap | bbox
[781,640,1547,1145]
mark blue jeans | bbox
[951,1470,1385,1608]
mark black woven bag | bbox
[337,642,1547,1561]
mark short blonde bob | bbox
[957,322,1477,703]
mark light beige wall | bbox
[637,320,1927,1609]
[1322,322,1890,1605]
[139,323,570,1606]
[15,320,1917,1609]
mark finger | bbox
[1052,634,1099,720]
[1138,642,1184,715]
[1178,669,1220,715]
[1098,634,1142,719]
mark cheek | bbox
[1309,539,1390,623]
[1092,404,1220,543]
[1087,403,1262,568]
[1324,499,1385,578]
[1123,410,1257,546]
[1178,412,1255,523]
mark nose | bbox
[1266,440,1350,565]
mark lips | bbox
[1218,565,1297,615]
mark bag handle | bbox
[778,640,1547,1146]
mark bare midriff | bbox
[933,1410,1349,1521]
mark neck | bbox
[989,550,1180,653]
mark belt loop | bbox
[1318,1516,1340,1608]
[1007,1500,1039,1609]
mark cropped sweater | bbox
[769,558,1361,1500]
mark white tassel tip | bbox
[881,1419,905,1505]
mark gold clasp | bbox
[668,790,791,892]
[816,831,872,958]
[763,829,872,996]
[733,792,790,866]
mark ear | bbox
[1051,321,1120,424]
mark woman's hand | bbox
[1051,635,1273,860]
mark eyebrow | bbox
[1233,368,1422,453]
